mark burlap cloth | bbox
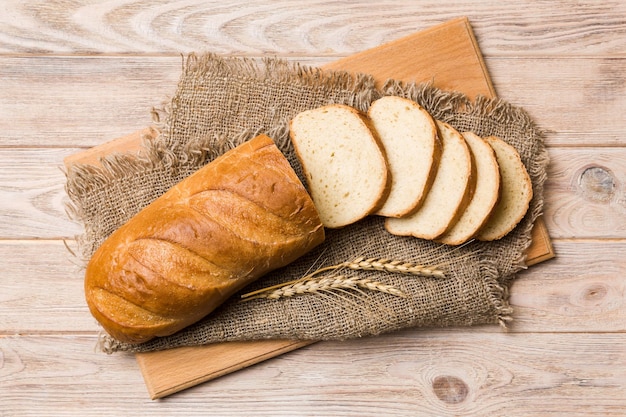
[64,54,549,353]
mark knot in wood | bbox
[432,375,469,404]
[578,166,615,203]
[583,283,607,302]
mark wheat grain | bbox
[355,278,407,297]
[241,275,406,301]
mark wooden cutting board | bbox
[64,17,555,399]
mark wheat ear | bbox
[343,257,445,278]
[240,255,444,300]
[241,275,406,301]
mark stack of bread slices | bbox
[289,96,533,245]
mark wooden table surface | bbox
[2,1,625,415]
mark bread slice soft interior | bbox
[367,96,440,217]
[437,132,501,245]
[476,135,533,241]
[289,104,389,228]
[386,120,473,240]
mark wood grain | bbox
[488,57,626,147]
[6,145,625,242]
[511,239,626,332]
[544,148,626,239]
[135,339,313,399]
[322,18,494,97]
[525,217,553,266]
[2,238,624,335]
[2,332,625,416]
[0,148,83,239]
[62,127,158,167]
[0,56,179,147]
[0,240,93,333]
[1,1,625,55]
[3,56,625,148]
[2,0,626,414]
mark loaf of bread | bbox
[367,96,441,217]
[84,134,325,344]
[437,132,501,245]
[385,121,474,240]
[289,104,389,228]
[476,135,533,241]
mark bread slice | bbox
[367,96,440,217]
[289,104,389,228]
[437,132,501,245]
[476,136,533,241]
[386,121,473,240]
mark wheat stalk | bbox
[241,275,406,301]
[343,256,445,278]
[240,255,444,301]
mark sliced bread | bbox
[386,121,473,240]
[289,104,389,229]
[476,136,533,241]
[437,132,501,245]
[367,96,441,217]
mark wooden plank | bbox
[1,238,623,334]
[2,332,626,415]
[60,17,554,398]
[1,144,622,242]
[3,1,625,415]
[1,1,624,55]
[3,56,626,148]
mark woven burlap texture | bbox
[64,54,548,353]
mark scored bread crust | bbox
[385,121,473,240]
[437,132,501,245]
[476,135,533,241]
[367,96,441,218]
[289,104,390,228]
[84,134,325,344]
